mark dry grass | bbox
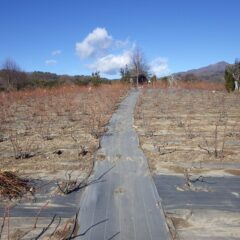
[135,86,240,175]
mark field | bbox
[0,83,128,239]
[135,84,240,175]
[135,84,240,239]
[0,84,129,174]
[0,81,239,239]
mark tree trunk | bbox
[136,65,139,88]
[234,80,239,91]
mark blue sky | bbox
[0,0,239,78]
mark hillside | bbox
[175,61,229,82]
[0,70,112,90]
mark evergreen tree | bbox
[225,59,240,92]
[224,68,235,92]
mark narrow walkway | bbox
[78,90,170,240]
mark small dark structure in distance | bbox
[130,74,149,85]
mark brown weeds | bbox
[0,172,33,199]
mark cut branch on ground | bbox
[0,172,34,199]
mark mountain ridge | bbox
[174,61,229,82]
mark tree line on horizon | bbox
[0,56,239,92]
[0,59,112,91]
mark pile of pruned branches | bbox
[0,171,34,199]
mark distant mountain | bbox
[175,61,229,82]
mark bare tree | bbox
[120,65,131,83]
[130,47,149,87]
[0,58,27,90]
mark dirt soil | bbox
[135,88,240,175]
[0,84,128,239]
[135,87,240,239]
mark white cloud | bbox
[52,50,62,56]
[76,28,113,59]
[114,39,133,49]
[149,57,170,76]
[89,51,131,75]
[45,59,57,66]
[75,27,170,78]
